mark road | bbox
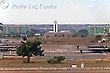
[0,67,110,73]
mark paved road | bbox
[0,67,110,73]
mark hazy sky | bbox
[0,0,110,24]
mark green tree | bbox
[22,36,27,41]
[77,29,89,37]
[95,35,102,41]
[16,41,44,63]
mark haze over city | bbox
[0,0,110,24]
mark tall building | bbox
[2,24,110,36]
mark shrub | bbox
[47,56,65,64]
[95,35,102,41]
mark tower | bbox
[0,23,3,31]
[53,20,58,32]
[0,23,3,33]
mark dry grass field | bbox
[0,57,110,68]
[0,58,110,73]
[0,37,110,73]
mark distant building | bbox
[1,24,110,36]
[43,31,74,38]
[2,24,53,36]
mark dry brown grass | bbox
[0,57,110,68]
[0,59,72,68]
[41,36,95,45]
